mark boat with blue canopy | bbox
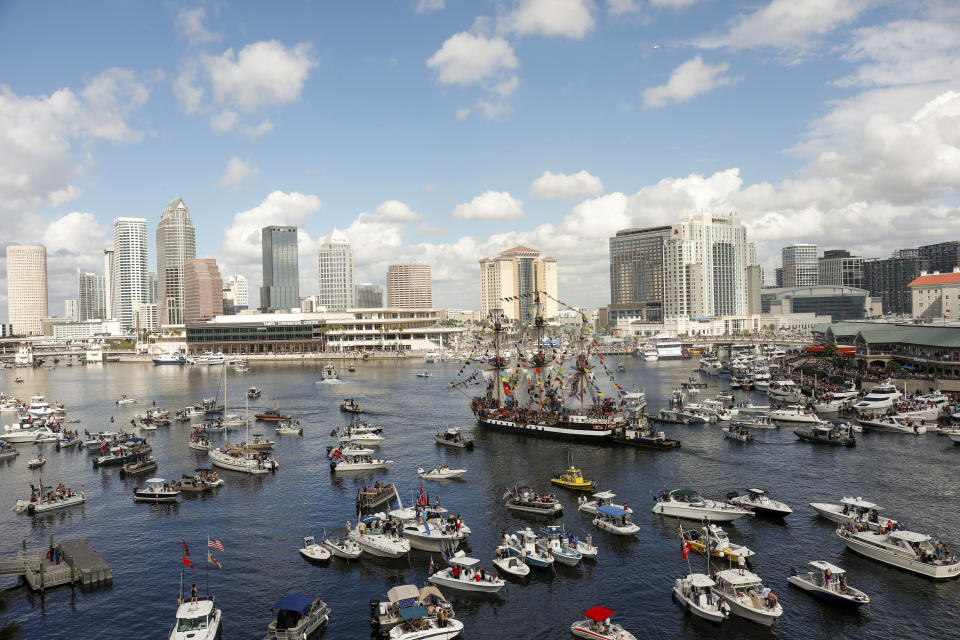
[263,594,330,640]
[593,505,640,535]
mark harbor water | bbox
[1,358,959,639]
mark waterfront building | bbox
[317,230,355,311]
[103,247,115,320]
[64,299,78,320]
[479,247,558,321]
[387,264,433,309]
[608,225,670,323]
[260,226,299,313]
[616,312,830,338]
[781,244,818,288]
[761,285,879,322]
[183,258,223,324]
[6,245,48,335]
[863,254,929,316]
[225,274,249,311]
[820,321,960,377]
[49,318,122,339]
[746,264,763,314]
[77,270,107,321]
[443,308,483,323]
[156,197,196,327]
[132,302,158,333]
[112,217,149,331]
[909,268,960,322]
[355,283,383,309]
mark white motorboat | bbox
[682,523,754,561]
[571,607,636,640]
[264,595,330,640]
[188,434,212,451]
[298,536,332,562]
[735,402,770,415]
[169,598,221,640]
[577,491,633,516]
[788,561,870,607]
[752,372,771,391]
[399,520,467,553]
[416,371,433,378]
[768,405,819,423]
[152,352,186,365]
[641,344,659,362]
[133,478,180,503]
[504,487,563,516]
[858,415,927,434]
[853,380,903,415]
[27,453,45,469]
[698,355,721,375]
[418,465,466,480]
[222,413,249,429]
[330,453,391,472]
[727,489,792,518]
[813,396,849,413]
[809,496,896,529]
[722,426,753,442]
[949,431,960,445]
[732,416,776,430]
[593,505,640,535]
[209,440,278,475]
[371,585,457,639]
[652,488,753,522]
[388,615,462,640]
[657,340,683,359]
[501,529,554,569]
[434,427,474,449]
[673,573,730,623]
[322,531,362,559]
[539,525,583,565]
[899,390,950,421]
[337,429,384,446]
[493,552,529,578]
[429,552,505,593]
[0,440,18,460]
[767,379,799,402]
[246,386,262,399]
[575,534,599,559]
[837,528,960,579]
[27,394,54,417]
[711,569,783,626]
[321,363,339,380]
[349,517,410,558]
[332,443,376,456]
[685,400,734,422]
[275,419,303,435]
[2,424,44,443]
[116,395,137,405]
[14,488,85,514]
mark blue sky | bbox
[2,0,960,318]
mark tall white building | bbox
[387,264,433,309]
[225,275,249,311]
[103,247,115,320]
[317,230,355,311]
[113,217,149,331]
[782,243,818,288]
[6,245,48,335]
[156,197,196,327]
[77,270,106,321]
[479,246,558,321]
[64,299,78,320]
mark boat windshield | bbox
[177,615,208,632]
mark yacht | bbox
[657,340,683,360]
[673,573,730,623]
[788,561,870,607]
[767,379,799,402]
[853,380,903,415]
[424,351,441,362]
[641,343,659,362]
[858,415,927,434]
[152,352,186,365]
[330,453,390,472]
[752,371,771,391]
[321,363,338,380]
[27,394,54,417]
[898,390,949,421]
[727,489,792,518]
[429,552,505,593]
[682,524,754,561]
[348,516,410,558]
[264,595,330,640]
[133,478,180,503]
[169,598,221,640]
[2,424,46,443]
[593,505,640,535]
[209,440,278,474]
[417,465,466,480]
[577,491,633,516]
[837,528,960,579]
[768,405,819,423]
[652,488,753,522]
[809,497,896,529]
[711,569,783,625]
[699,355,722,375]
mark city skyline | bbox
[2,2,960,318]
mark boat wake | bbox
[316,379,352,385]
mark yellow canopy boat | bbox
[550,466,594,491]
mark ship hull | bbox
[477,416,614,442]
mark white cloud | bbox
[216,157,259,190]
[492,76,520,98]
[650,0,699,8]
[415,0,445,14]
[174,7,219,45]
[426,32,518,86]
[606,0,639,16]
[696,0,875,52]
[499,0,596,40]
[452,190,524,220]
[366,200,423,222]
[643,55,735,108]
[474,98,513,119]
[530,170,604,198]
[456,108,471,119]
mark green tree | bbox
[885,360,902,373]
[824,342,838,356]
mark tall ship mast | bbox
[459,291,626,442]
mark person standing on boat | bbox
[738,554,746,575]
[190,584,198,603]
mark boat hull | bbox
[610,435,680,449]
[652,503,750,522]
[477,417,614,442]
[506,502,562,516]
[787,576,869,606]
[794,430,856,446]
[429,573,505,593]
[838,531,960,579]
[672,586,726,623]
[716,595,780,626]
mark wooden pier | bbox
[0,538,112,592]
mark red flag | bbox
[182,539,190,557]
[182,553,193,569]
[681,542,690,559]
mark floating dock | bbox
[0,538,112,592]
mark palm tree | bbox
[0,590,21,640]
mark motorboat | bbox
[539,525,583,565]
[429,552,505,593]
[593,505,640,535]
[275,419,303,435]
[399,519,468,553]
[189,432,213,451]
[699,355,721,375]
[767,379,799,402]
[809,496,896,529]
[610,420,681,449]
[222,413,250,429]
[330,453,391,472]
[492,552,529,578]
[898,390,949,421]
[337,425,384,445]
[949,431,960,445]
[116,395,137,405]
[652,488,753,522]
[732,416,776,430]
[416,371,433,378]
[169,597,221,640]
[622,387,647,412]
[339,398,364,414]
[571,606,636,640]
[246,387,262,399]
[500,529,554,569]
[119,454,158,477]
[243,434,276,450]
[788,561,870,607]
[641,343,659,361]
[722,425,754,442]
[370,584,457,638]
[434,427,474,449]
[735,403,771,416]
[768,405,819,423]
[209,440,278,474]
[673,573,730,623]
[858,415,927,434]
[263,595,330,640]
[348,516,410,558]
[31,426,59,443]
[836,527,960,579]
[2,424,45,443]
[550,465,594,491]
[298,536,332,562]
[685,400,734,422]
[152,352,186,365]
[347,363,356,372]
[255,408,290,422]
[616,362,625,372]
[14,486,85,514]
[727,489,792,518]
[177,472,223,492]
[813,395,851,414]
[711,569,783,625]
[321,363,339,380]
[682,524,754,561]
[27,452,45,469]
[577,491,633,516]
[504,486,562,516]
[27,394,54,417]
[322,530,362,559]
[388,610,462,640]
[0,440,18,460]
[853,380,903,415]
[575,534,599,559]
[752,371,771,391]
[133,477,180,503]
[650,408,707,426]
[795,421,857,446]
[418,465,466,480]
[657,340,683,360]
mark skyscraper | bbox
[479,247,558,321]
[64,299,78,320]
[317,230,355,311]
[183,258,224,323]
[260,226,299,312]
[156,197,196,326]
[355,283,384,308]
[77,270,106,321]
[113,217,149,330]
[818,250,865,288]
[6,245,48,335]
[225,274,249,311]
[387,264,433,309]
[103,247,115,320]
[781,244,819,287]
[608,226,671,322]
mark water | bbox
[1,358,959,639]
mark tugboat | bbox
[339,398,364,414]
[254,407,289,422]
[610,414,680,449]
[550,463,595,491]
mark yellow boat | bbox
[683,524,755,561]
[550,466,595,491]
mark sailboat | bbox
[219,365,248,429]
[208,367,278,474]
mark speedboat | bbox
[416,371,433,378]
[578,491,633,516]
[434,427,474,449]
[337,426,384,445]
[550,465,594,491]
[330,453,391,472]
[858,415,927,434]
[652,488,753,522]
[732,416,776,430]
[810,496,896,529]
[539,525,582,565]
[727,489,792,518]
[349,516,410,558]
[371,585,457,639]
[339,398,363,414]
[682,524,754,561]
[322,531,362,559]
[767,379,799,402]
[263,595,330,640]
[169,598,221,640]
[711,569,783,625]
[571,606,636,640]
[116,395,137,405]
[593,505,640,535]
[504,487,562,516]
[788,561,870,607]
[27,452,45,469]
[768,405,819,423]
[298,536,332,562]
[275,419,303,435]
[418,465,466,480]
[836,527,960,579]
[500,529,554,569]
[673,573,730,623]
[722,426,753,442]
[795,421,856,446]
[388,611,462,640]
[428,552,505,593]
[493,552,530,578]
[133,477,180,503]
[398,519,468,553]
[209,441,278,474]
[14,487,85,514]
[853,380,903,415]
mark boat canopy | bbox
[145,477,166,484]
[808,561,846,574]
[417,585,447,605]
[398,606,429,620]
[176,599,214,618]
[584,606,615,622]
[449,555,480,568]
[747,489,766,495]
[669,489,698,497]
[591,491,616,499]
[271,594,315,614]
[387,585,420,604]
[840,497,879,509]
[597,505,629,517]
[890,531,930,543]
[123,437,145,443]
[716,569,762,586]
[687,573,716,588]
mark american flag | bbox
[208,538,224,552]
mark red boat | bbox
[254,408,289,422]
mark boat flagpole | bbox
[205,534,209,596]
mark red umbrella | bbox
[584,606,615,622]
